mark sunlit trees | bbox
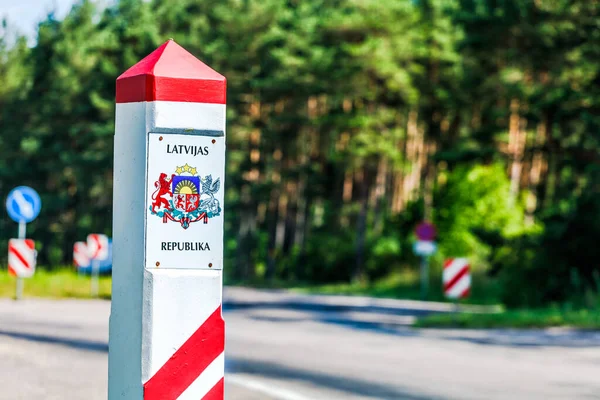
[0,0,597,305]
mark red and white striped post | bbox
[8,239,36,279]
[73,241,90,270]
[87,233,109,297]
[109,40,226,399]
[443,258,471,299]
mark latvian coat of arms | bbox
[149,163,221,229]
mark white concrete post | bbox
[109,40,226,400]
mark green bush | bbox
[301,228,357,282]
[434,163,528,265]
[497,180,600,308]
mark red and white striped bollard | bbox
[443,258,471,299]
[109,40,226,400]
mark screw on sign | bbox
[110,40,226,400]
[443,258,471,299]
[8,239,36,278]
[73,241,91,269]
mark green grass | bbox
[226,271,426,300]
[291,269,423,299]
[0,268,111,299]
[230,269,502,305]
[414,308,600,329]
[288,269,502,305]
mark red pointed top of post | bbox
[116,40,226,104]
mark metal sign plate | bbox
[413,240,437,256]
[6,186,42,223]
[415,222,436,241]
[145,133,225,270]
[88,233,110,261]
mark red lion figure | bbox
[175,195,185,210]
[151,173,175,213]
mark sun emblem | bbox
[174,180,199,195]
[149,164,221,229]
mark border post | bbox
[109,40,226,399]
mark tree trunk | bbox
[236,184,255,280]
[423,140,437,222]
[275,192,288,254]
[266,145,283,280]
[508,99,527,205]
[295,182,312,280]
[525,117,548,225]
[391,171,404,214]
[340,167,353,228]
[402,110,419,205]
[354,168,369,283]
[372,157,388,233]
[294,177,307,248]
[391,122,407,214]
[265,187,279,281]
[283,181,298,257]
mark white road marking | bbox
[227,374,313,400]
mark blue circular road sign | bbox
[6,186,42,223]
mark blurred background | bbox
[1,0,598,308]
[0,0,599,399]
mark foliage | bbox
[415,307,600,329]
[434,163,529,265]
[0,0,598,308]
[293,268,502,305]
[496,168,600,307]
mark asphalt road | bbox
[1,288,600,399]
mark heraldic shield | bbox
[149,163,221,229]
[172,175,201,212]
